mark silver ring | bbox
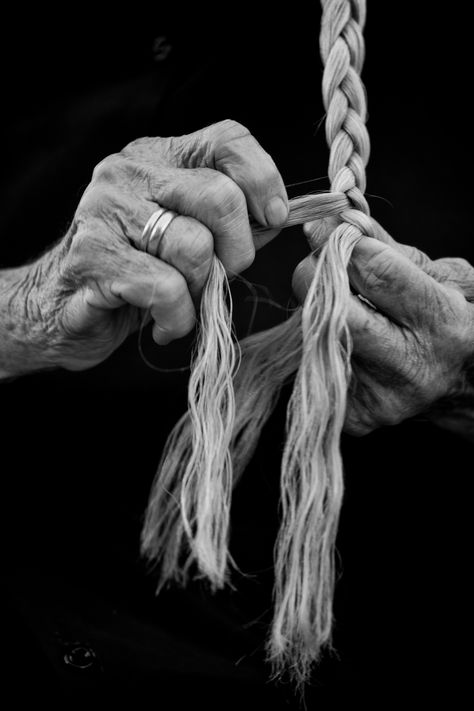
[147,210,178,255]
[141,208,166,251]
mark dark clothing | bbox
[1,7,473,707]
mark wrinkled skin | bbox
[0,120,288,375]
[292,218,474,439]
[2,120,474,440]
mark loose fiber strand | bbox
[142,0,380,692]
[141,193,354,587]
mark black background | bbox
[1,3,472,707]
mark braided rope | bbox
[267,0,373,687]
[321,0,373,232]
[141,0,374,692]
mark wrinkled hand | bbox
[292,219,474,439]
[15,120,288,372]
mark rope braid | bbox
[141,0,375,689]
[268,1,374,686]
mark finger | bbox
[292,254,404,361]
[348,237,437,326]
[183,119,289,229]
[92,156,255,275]
[368,217,434,271]
[150,214,214,303]
[78,186,213,306]
[304,214,435,273]
[369,222,474,301]
[294,237,439,330]
[146,165,255,275]
[431,256,474,301]
[124,121,289,232]
[106,247,196,345]
[347,293,402,361]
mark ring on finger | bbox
[141,208,178,256]
[148,210,178,256]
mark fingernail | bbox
[264,196,288,228]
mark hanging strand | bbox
[141,194,349,588]
[141,0,377,693]
[267,0,375,687]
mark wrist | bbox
[0,251,63,380]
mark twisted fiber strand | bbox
[267,0,376,687]
[140,194,345,589]
[142,0,376,689]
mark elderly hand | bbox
[0,120,288,377]
[292,219,474,440]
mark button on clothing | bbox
[63,643,100,671]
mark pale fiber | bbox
[265,1,372,685]
[141,0,375,690]
[140,195,349,587]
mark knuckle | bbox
[361,249,397,294]
[121,136,150,153]
[450,256,472,271]
[120,159,151,193]
[77,184,140,241]
[431,257,474,303]
[350,312,374,342]
[427,285,468,335]
[344,410,374,437]
[79,185,122,219]
[401,244,431,270]
[120,135,160,160]
[443,304,474,353]
[436,256,473,277]
[62,228,104,282]
[91,154,124,185]
[89,157,149,212]
[204,172,246,219]
[120,137,172,171]
[211,118,250,143]
[166,135,192,166]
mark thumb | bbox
[366,217,434,271]
[64,236,196,345]
[304,213,434,272]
